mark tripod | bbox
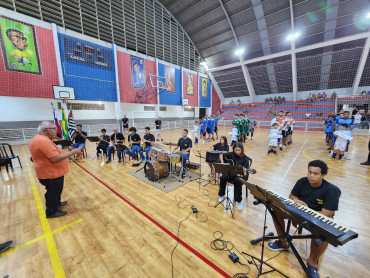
[213,163,244,219]
[193,150,210,190]
[242,180,317,278]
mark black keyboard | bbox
[266,189,358,247]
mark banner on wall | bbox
[165,65,175,92]
[186,72,194,95]
[131,56,145,88]
[201,77,208,97]
[0,16,42,75]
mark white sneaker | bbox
[328,151,333,157]
[283,145,286,149]
[237,202,243,211]
[218,196,225,202]
[345,155,351,160]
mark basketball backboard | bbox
[53,85,76,100]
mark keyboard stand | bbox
[242,180,317,278]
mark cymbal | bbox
[163,142,177,146]
[152,143,166,150]
[175,151,189,155]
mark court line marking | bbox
[279,138,308,184]
[302,147,370,180]
[359,136,369,142]
[22,147,66,278]
[0,219,83,258]
[73,161,232,278]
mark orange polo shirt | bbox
[29,134,69,179]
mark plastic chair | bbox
[0,143,22,171]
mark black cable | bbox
[210,231,251,277]
[175,188,217,209]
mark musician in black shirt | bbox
[173,129,192,177]
[106,127,125,163]
[155,117,163,141]
[122,115,129,133]
[96,129,110,158]
[267,160,341,278]
[218,142,250,211]
[208,136,229,176]
[124,127,145,163]
[139,127,155,161]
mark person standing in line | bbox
[122,115,129,134]
[29,121,83,218]
[155,116,163,141]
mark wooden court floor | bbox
[1,128,369,278]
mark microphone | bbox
[250,232,274,245]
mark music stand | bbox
[193,150,210,189]
[213,163,244,219]
[114,144,129,165]
[87,136,103,161]
[241,180,316,278]
[54,139,73,148]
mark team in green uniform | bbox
[232,113,252,142]
[232,114,241,138]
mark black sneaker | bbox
[46,210,67,218]
[118,159,122,163]
[0,241,13,253]
[59,201,68,207]
[106,160,111,164]
[280,147,283,151]
[360,161,370,165]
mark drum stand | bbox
[167,144,182,182]
[193,150,210,190]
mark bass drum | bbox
[144,161,169,181]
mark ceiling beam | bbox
[174,0,203,18]
[208,31,370,73]
[289,0,298,101]
[218,0,256,102]
[352,34,370,96]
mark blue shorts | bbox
[200,129,205,135]
[72,143,85,149]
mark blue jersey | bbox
[334,115,341,125]
[214,117,218,127]
[209,119,215,130]
[325,119,333,133]
[336,118,354,131]
[200,120,207,131]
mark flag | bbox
[52,104,63,138]
[61,108,69,139]
[68,109,76,139]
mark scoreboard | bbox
[63,35,112,69]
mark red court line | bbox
[73,161,232,278]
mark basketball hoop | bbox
[62,97,69,104]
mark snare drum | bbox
[144,161,169,181]
[169,153,181,164]
[156,150,169,161]
[149,147,161,160]
[206,151,220,163]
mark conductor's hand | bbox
[73,147,83,155]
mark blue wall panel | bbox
[199,76,211,107]
[158,63,182,105]
[58,34,117,102]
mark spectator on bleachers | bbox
[331,92,337,99]
[265,97,269,103]
[269,97,273,104]
[322,91,327,100]
[281,96,286,104]
[230,99,235,104]
[361,90,366,95]
[305,112,312,119]
[237,98,241,105]
[312,93,317,102]
[299,99,304,105]
[317,92,321,101]
[277,96,281,105]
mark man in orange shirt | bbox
[29,121,82,218]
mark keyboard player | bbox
[267,160,341,278]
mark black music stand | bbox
[87,136,102,161]
[242,180,316,278]
[193,150,210,190]
[213,163,244,219]
[114,144,129,165]
[54,139,73,148]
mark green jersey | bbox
[232,118,241,136]
[240,118,247,134]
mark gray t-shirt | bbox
[249,119,256,130]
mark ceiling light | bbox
[235,48,245,56]
[287,31,301,41]
[367,12,370,19]
[200,62,209,70]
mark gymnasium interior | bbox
[0,0,369,277]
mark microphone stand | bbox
[193,150,209,190]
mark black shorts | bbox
[287,127,292,134]
[203,132,206,136]
[214,126,218,132]
[123,124,128,128]
[282,130,288,137]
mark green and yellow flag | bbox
[61,108,69,139]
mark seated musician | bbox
[218,142,250,211]
[173,129,192,178]
[69,124,87,158]
[96,129,110,158]
[209,136,229,177]
[106,128,125,164]
[124,127,145,163]
[140,127,155,162]
[267,160,341,278]
[52,133,62,149]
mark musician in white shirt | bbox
[267,160,341,278]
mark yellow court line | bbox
[302,147,370,180]
[22,147,66,278]
[0,218,83,258]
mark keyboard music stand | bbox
[213,163,244,219]
[242,180,316,278]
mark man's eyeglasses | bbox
[45,127,57,130]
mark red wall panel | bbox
[117,51,157,104]
[0,26,59,98]
[182,71,198,106]
[212,85,221,114]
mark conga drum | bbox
[206,151,220,163]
